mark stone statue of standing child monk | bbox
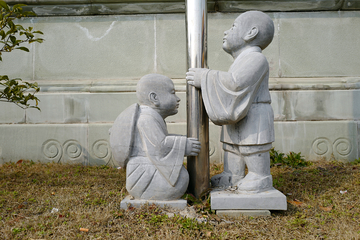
[187,11,275,193]
[110,74,201,200]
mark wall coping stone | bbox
[15,77,360,93]
[4,0,358,16]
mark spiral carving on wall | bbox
[333,138,352,157]
[92,140,111,160]
[42,139,63,162]
[63,140,82,160]
[312,138,331,156]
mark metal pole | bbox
[185,0,209,199]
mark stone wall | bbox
[1,2,360,164]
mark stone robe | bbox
[110,104,189,200]
[198,46,275,146]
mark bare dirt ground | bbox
[0,158,359,239]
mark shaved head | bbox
[136,74,173,105]
[235,11,274,50]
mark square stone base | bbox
[211,188,287,211]
[217,210,271,218]
[120,195,187,210]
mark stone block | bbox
[88,93,138,122]
[120,195,187,210]
[88,123,114,166]
[155,14,186,78]
[92,2,186,15]
[217,209,271,218]
[26,93,89,123]
[0,124,88,164]
[33,15,155,80]
[216,0,343,12]
[211,188,287,210]
[279,11,360,77]
[271,89,360,121]
[25,4,93,16]
[88,91,186,124]
[273,121,358,161]
[0,101,26,124]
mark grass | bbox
[0,155,360,239]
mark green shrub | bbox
[270,148,311,168]
[0,1,43,109]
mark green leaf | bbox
[16,25,25,31]
[23,11,36,17]
[8,20,15,30]
[29,38,43,44]
[32,31,43,35]
[0,1,10,11]
[13,4,27,10]
[0,75,9,80]
[9,35,16,44]
[15,46,29,52]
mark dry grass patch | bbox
[0,159,359,239]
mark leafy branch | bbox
[0,0,43,110]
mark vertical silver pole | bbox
[186,0,209,199]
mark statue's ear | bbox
[149,92,160,107]
[244,27,258,42]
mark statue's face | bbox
[157,80,180,118]
[222,17,246,54]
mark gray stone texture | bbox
[279,12,360,78]
[211,189,287,210]
[0,124,88,164]
[4,12,360,81]
[273,121,358,161]
[109,74,201,201]
[0,80,358,163]
[120,196,187,210]
[10,1,354,16]
[217,210,271,218]
[271,89,360,121]
[0,11,360,164]
[216,0,344,12]
[188,11,276,193]
[34,15,155,81]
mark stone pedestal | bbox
[120,195,187,210]
[217,210,271,218]
[211,188,287,217]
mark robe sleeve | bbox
[200,52,269,125]
[137,116,187,187]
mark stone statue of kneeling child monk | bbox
[110,74,201,201]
